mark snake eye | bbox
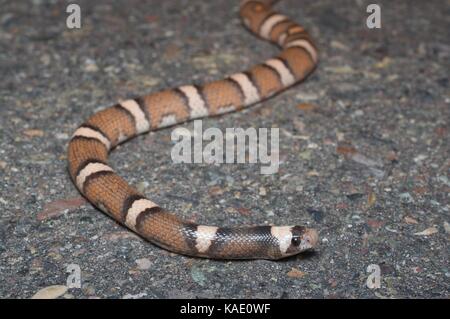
[291,236,301,246]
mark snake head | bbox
[269,225,318,259]
[284,226,319,257]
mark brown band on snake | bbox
[67,0,319,260]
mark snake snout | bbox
[303,228,319,248]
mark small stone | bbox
[136,258,151,270]
[23,129,44,137]
[399,192,414,203]
[443,221,450,234]
[352,110,364,117]
[413,154,427,163]
[123,292,147,299]
[325,65,355,74]
[295,92,319,101]
[191,266,207,286]
[437,176,450,186]
[374,57,392,68]
[299,150,312,160]
[55,133,69,140]
[84,59,99,72]
[307,208,324,223]
[287,268,306,278]
[404,216,419,224]
[83,285,96,296]
[40,54,51,65]
[346,193,365,201]
[330,40,350,51]
[414,227,438,236]
[32,285,68,299]
[259,187,267,196]
[136,181,149,193]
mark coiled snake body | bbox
[68,0,319,260]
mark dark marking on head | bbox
[285,226,307,255]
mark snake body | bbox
[68,0,319,260]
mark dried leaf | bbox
[325,65,355,74]
[37,197,87,221]
[414,227,438,236]
[307,170,320,176]
[367,219,384,229]
[330,40,350,51]
[32,285,67,299]
[102,231,141,241]
[404,216,419,224]
[23,129,44,137]
[375,57,392,69]
[367,192,377,208]
[435,127,447,138]
[164,43,181,60]
[236,207,252,216]
[145,15,158,23]
[336,144,357,155]
[351,153,382,168]
[296,103,317,112]
[287,268,306,278]
[208,186,224,196]
[386,150,398,162]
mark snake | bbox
[67,0,319,260]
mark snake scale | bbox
[68,0,319,259]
